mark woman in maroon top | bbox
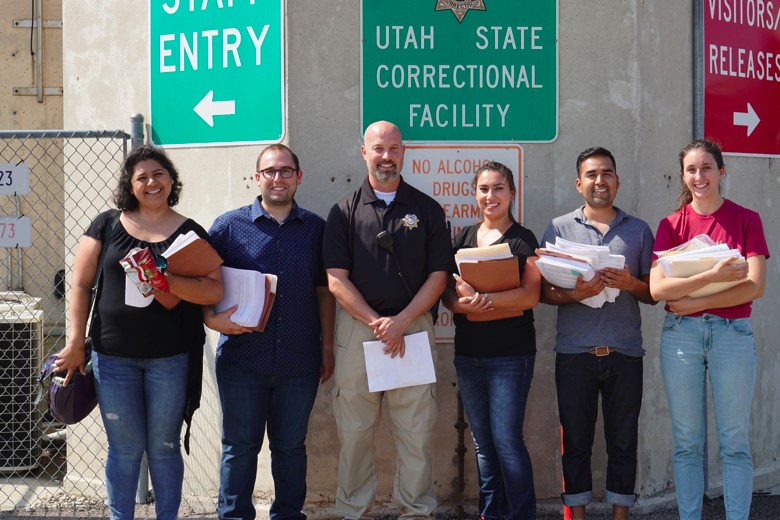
[649,139,769,520]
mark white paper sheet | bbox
[362,331,436,392]
[162,230,200,257]
[215,266,267,327]
[655,243,745,298]
[535,255,595,289]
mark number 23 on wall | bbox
[0,162,30,195]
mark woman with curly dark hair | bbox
[55,145,223,520]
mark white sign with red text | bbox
[0,216,32,248]
[704,0,780,156]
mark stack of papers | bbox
[162,231,224,277]
[164,230,201,257]
[215,266,278,331]
[654,233,717,258]
[536,237,625,309]
[455,243,512,269]
[655,240,745,297]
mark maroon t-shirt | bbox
[654,199,770,318]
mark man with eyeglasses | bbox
[323,121,453,520]
[205,144,335,520]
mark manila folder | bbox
[165,238,223,277]
[459,257,520,293]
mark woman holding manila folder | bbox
[442,160,542,520]
[55,145,223,520]
[649,139,769,520]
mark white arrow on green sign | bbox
[361,0,558,142]
[150,0,284,147]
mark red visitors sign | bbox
[703,0,780,156]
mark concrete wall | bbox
[0,0,62,129]
[0,0,65,330]
[60,0,779,510]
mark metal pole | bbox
[693,0,704,139]
[453,391,467,518]
[14,196,23,290]
[35,0,43,103]
[692,1,710,496]
[129,112,150,504]
[5,250,10,290]
[130,114,145,150]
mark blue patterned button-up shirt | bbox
[209,197,326,377]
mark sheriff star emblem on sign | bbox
[435,0,486,23]
[402,214,420,230]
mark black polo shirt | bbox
[323,176,454,315]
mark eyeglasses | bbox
[257,167,297,179]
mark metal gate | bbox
[0,127,218,517]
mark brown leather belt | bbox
[585,346,616,356]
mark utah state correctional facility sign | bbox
[361,0,559,142]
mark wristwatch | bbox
[153,254,168,275]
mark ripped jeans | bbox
[92,351,189,520]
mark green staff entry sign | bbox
[150,0,284,147]
[361,0,558,142]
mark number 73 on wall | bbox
[0,217,32,248]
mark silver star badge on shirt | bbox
[402,214,420,230]
[435,0,487,23]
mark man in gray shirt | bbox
[540,147,655,520]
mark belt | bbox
[585,346,616,356]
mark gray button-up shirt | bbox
[541,206,654,356]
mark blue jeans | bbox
[660,313,756,520]
[555,351,642,507]
[216,357,319,520]
[92,351,189,520]
[455,355,536,520]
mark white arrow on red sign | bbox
[194,90,236,127]
[733,103,760,137]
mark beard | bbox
[371,162,399,183]
[373,169,398,182]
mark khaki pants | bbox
[333,306,437,519]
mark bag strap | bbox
[35,209,121,407]
[86,209,120,335]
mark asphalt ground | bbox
[533,493,780,519]
[1,493,779,519]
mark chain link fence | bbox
[0,129,221,518]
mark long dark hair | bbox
[675,139,724,212]
[114,145,183,211]
[472,161,517,221]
